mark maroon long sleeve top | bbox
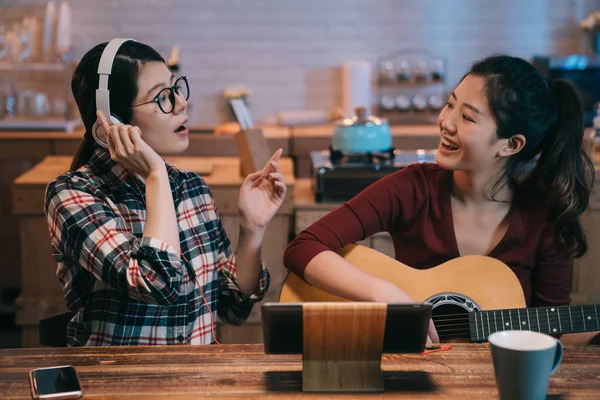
[284,163,572,306]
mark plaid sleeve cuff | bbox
[220,253,270,303]
[132,237,182,269]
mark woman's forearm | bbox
[303,251,402,302]
[143,168,181,256]
[234,224,265,295]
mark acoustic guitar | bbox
[279,244,600,343]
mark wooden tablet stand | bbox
[302,302,387,392]
[234,128,272,177]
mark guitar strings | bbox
[431,313,597,338]
[413,305,597,339]
[435,326,593,338]
[434,320,595,337]
[435,321,467,328]
[435,323,592,333]
[432,314,599,322]
[432,314,595,324]
[431,306,599,320]
[431,316,470,322]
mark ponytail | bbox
[469,55,594,257]
[525,79,594,257]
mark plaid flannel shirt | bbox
[44,148,269,346]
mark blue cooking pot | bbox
[332,107,392,153]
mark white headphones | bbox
[91,38,136,148]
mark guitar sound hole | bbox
[432,304,471,341]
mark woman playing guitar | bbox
[284,55,597,344]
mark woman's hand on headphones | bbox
[96,111,165,179]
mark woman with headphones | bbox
[44,39,286,346]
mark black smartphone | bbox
[29,365,83,400]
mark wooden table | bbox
[12,156,295,347]
[1,344,599,399]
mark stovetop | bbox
[311,148,437,170]
[310,148,437,202]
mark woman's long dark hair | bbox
[70,41,164,171]
[468,55,594,257]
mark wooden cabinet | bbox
[572,183,600,304]
[0,137,54,291]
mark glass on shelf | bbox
[432,60,445,82]
[395,95,411,112]
[5,24,21,63]
[413,61,430,84]
[0,14,53,65]
[380,96,395,111]
[380,62,395,82]
[412,94,428,112]
[428,93,445,111]
[396,61,411,82]
[0,25,6,62]
[376,49,449,123]
[0,6,80,131]
[18,21,31,62]
[1,79,17,119]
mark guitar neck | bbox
[469,304,600,342]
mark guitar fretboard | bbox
[469,304,600,342]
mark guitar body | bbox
[280,244,526,313]
[279,244,526,340]
[280,244,600,343]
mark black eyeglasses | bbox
[132,76,189,114]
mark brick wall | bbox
[3,0,600,125]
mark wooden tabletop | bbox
[0,344,598,399]
[13,156,295,188]
[12,156,296,216]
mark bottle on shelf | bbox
[1,79,17,118]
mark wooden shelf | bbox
[0,117,82,133]
[377,110,440,125]
[377,79,446,88]
[0,63,69,72]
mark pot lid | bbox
[336,106,387,127]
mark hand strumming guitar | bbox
[374,282,440,345]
